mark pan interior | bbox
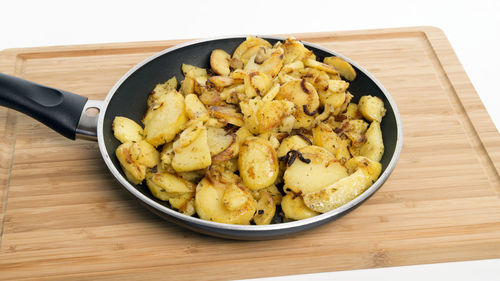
[102,37,399,212]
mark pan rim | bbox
[97,35,403,234]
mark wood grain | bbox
[1,27,499,280]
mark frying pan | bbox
[0,36,403,240]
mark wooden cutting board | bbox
[1,27,500,280]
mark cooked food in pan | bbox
[112,36,386,225]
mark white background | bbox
[1,0,499,279]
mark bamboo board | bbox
[1,27,500,280]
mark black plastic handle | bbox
[0,73,88,140]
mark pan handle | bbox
[0,73,89,140]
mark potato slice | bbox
[303,156,381,213]
[146,172,194,199]
[323,56,357,81]
[256,100,295,133]
[232,36,272,60]
[208,75,234,89]
[171,121,211,172]
[252,189,276,225]
[358,95,386,122]
[116,140,160,185]
[345,103,363,119]
[207,127,235,156]
[239,98,261,134]
[238,137,279,190]
[249,71,272,95]
[304,58,338,75]
[181,64,207,77]
[277,135,310,158]
[282,37,316,64]
[283,145,348,194]
[143,90,187,147]
[184,94,209,121]
[275,79,320,129]
[147,76,178,107]
[258,47,284,78]
[195,177,256,224]
[170,193,196,216]
[281,194,319,220]
[360,121,384,162]
[312,123,351,163]
[344,156,382,181]
[112,116,143,143]
[208,105,244,127]
[210,49,231,76]
[222,183,250,211]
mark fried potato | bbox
[210,49,231,76]
[195,177,256,224]
[360,121,384,162]
[208,105,244,127]
[112,116,143,143]
[283,145,348,194]
[233,36,272,60]
[323,56,357,81]
[171,121,211,172]
[147,76,178,107]
[312,123,351,163]
[207,126,235,156]
[282,37,316,64]
[238,137,279,191]
[358,95,386,122]
[303,156,381,213]
[275,79,320,129]
[281,194,319,220]
[185,94,209,121]
[143,90,187,147]
[116,140,160,184]
[252,189,276,225]
[277,135,310,158]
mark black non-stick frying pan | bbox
[0,36,403,240]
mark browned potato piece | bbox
[208,105,245,127]
[303,156,381,213]
[116,140,160,185]
[304,58,338,75]
[143,90,187,147]
[195,177,256,224]
[112,116,143,143]
[208,75,234,89]
[249,71,272,94]
[256,100,295,133]
[147,76,178,107]
[252,190,276,225]
[207,126,235,156]
[324,56,357,81]
[238,137,279,190]
[281,194,319,220]
[358,95,386,122]
[232,36,272,60]
[146,172,194,198]
[210,49,231,76]
[258,47,284,78]
[277,135,310,158]
[275,79,320,129]
[282,37,316,64]
[184,94,209,121]
[312,123,351,163]
[171,121,211,172]
[360,121,384,162]
[283,145,348,194]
